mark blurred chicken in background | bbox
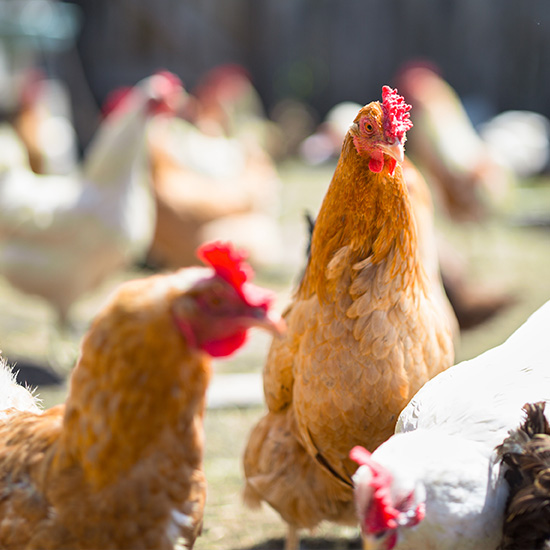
[147,64,284,271]
[396,63,513,221]
[300,101,364,166]
[192,63,281,154]
[397,63,550,222]
[479,109,550,179]
[10,68,78,175]
[0,71,184,339]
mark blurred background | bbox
[1,1,550,548]
[6,1,549,144]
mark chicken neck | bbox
[299,135,420,301]
[83,103,148,186]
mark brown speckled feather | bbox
[498,402,550,550]
[244,101,455,532]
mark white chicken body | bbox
[356,299,550,550]
[397,298,550,441]
[0,73,182,324]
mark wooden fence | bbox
[61,0,550,130]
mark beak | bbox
[379,139,405,164]
[245,306,286,337]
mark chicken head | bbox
[350,446,426,550]
[350,86,413,175]
[172,241,284,357]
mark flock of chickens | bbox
[0,62,549,550]
[0,65,284,333]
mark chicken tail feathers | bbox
[497,401,550,550]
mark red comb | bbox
[197,241,276,310]
[151,70,183,95]
[381,86,413,141]
[350,446,399,531]
[350,446,392,482]
[197,241,252,291]
[101,86,132,117]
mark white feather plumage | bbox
[0,73,182,325]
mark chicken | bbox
[397,63,514,221]
[0,241,283,550]
[147,103,283,270]
[0,71,183,328]
[11,68,78,175]
[243,87,455,549]
[497,401,550,550]
[192,63,278,153]
[479,110,550,179]
[350,298,550,550]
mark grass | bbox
[199,406,363,550]
[1,160,550,548]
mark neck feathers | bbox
[299,135,419,300]
[82,97,149,186]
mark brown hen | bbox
[0,242,282,550]
[243,87,455,549]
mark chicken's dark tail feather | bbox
[304,210,315,260]
[496,401,550,550]
[295,210,316,289]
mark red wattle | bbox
[387,157,397,176]
[369,157,384,173]
[201,330,248,357]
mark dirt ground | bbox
[1,160,550,549]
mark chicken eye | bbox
[208,295,223,308]
[363,121,374,133]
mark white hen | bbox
[0,71,183,327]
[350,298,550,550]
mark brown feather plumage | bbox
[0,272,210,549]
[498,402,550,550]
[0,256,282,550]
[243,95,455,543]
